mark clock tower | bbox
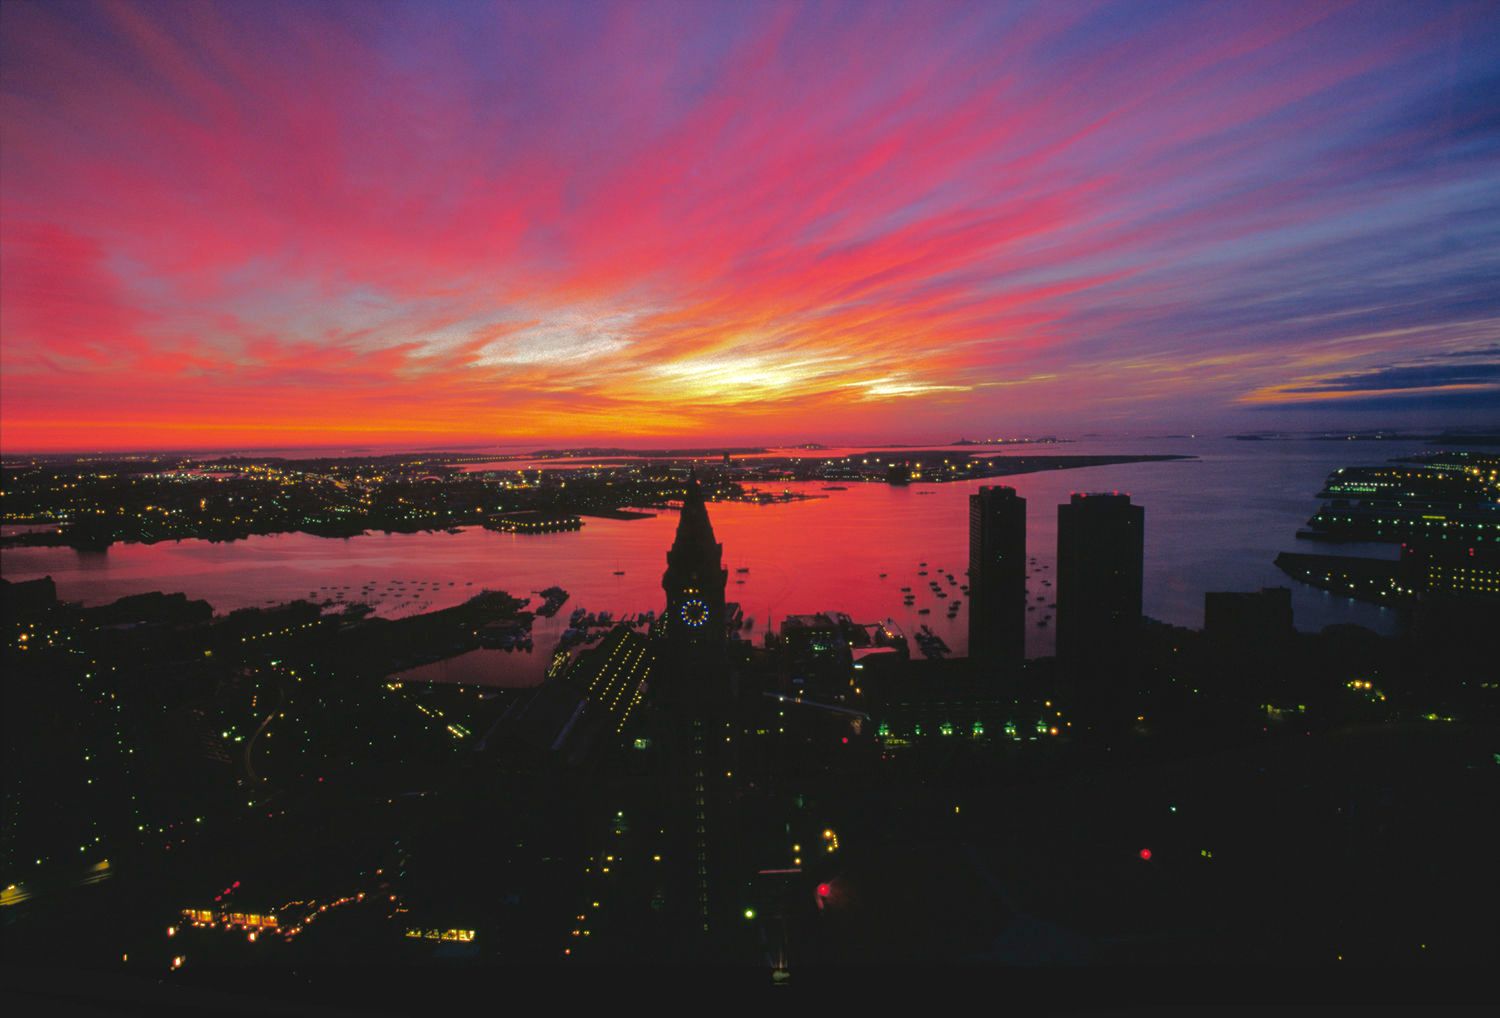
[645,470,749,956]
[658,471,729,696]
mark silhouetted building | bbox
[968,485,1026,670]
[1056,493,1143,673]
[2,576,58,617]
[1204,587,1294,699]
[780,612,855,696]
[1205,587,1294,646]
[1401,540,1499,689]
[650,472,742,955]
[658,472,729,693]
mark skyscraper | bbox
[968,485,1027,669]
[1056,493,1144,672]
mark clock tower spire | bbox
[659,470,729,694]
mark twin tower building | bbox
[969,486,1144,673]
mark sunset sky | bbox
[2,0,1498,452]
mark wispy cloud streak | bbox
[2,0,1498,449]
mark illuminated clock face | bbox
[680,597,709,628]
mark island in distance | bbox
[0,448,1192,550]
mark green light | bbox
[743,908,756,920]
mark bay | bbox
[4,437,1452,686]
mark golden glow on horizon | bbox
[2,3,1496,451]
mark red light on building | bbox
[1138,848,1152,861]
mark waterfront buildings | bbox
[967,485,1027,671]
[1400,541,1500,599]
[1056,493,1144,673]
[1276,453,1499,607]
[486,510,583,533]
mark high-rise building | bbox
[1056,493,1144,671]
[968,485,1026,669]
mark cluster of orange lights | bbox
[404,928,475,942]
[177,891,366,943]
[180,907,278,930]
